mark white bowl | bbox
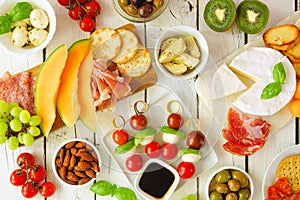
[154,25,209,80]
[52,138,101,188]
[0,0,56,55]
[206,166,254,200]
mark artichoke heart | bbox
[183,35,201,58]
[158,37,186,63]
[161,37,177,51]
[173,52,200,69]
[163,62,188,75]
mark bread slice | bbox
[266,36,300,51]
[112,28,139,64]
[90,27,122,61]
[283,40,300,61]
[117,44,151,77]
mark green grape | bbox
[0,135,7,144]
[7,136,19,150]
[29,115,41,126]
[0,100,9,116]
[186,194,196,200]
[23,133,34,146]
[19,110,31,123]
[27,126,41,137]
[10,106,23,118]
[0,121,8,135]
[18,132,25,144]
[8,102,19,110]
[10,119,22,132]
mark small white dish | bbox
[154,25,209,80]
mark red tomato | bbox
[84,0,101,17]
[186,130,206,150]
[28,165,46,182]
[130,114,147,130]
[79,16,95,32]
[10,169,27,186]
[39,181,56,198]
[21,182,38,198]
[77,0,88,4]
[17,152,35,169]
[57,0,74,7]
[112,129,129,145]
[68,4,85,20]
[177,162,195,179]
[126,154,143,172]
[145,141,161,158]
[161,143,178,160]
[167,113,183,130]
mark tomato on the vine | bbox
[22,182,38,198]
[177,162,195,179]
[145,141,161,158]
[112,129,129,145]
[79,16,95,32]
[161,143,178,160]
[39,182,56,198]
[28,165,46,182]
[68,4,85,21]
[77,0,88,4]
[17,152,35,169]
[10,169,27,186]
[57,0,74,7]
[84,0,101,17]
[126,154,143,172]
[167,113,183,130]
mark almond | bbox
[75,141,85,148]
[63,178,77,185]
[68,155,77,170]
[78,152,94,162]
[70,147,77,155]
[85,169,96,178]
[75,148,88,156]
[59,148,65,163]
[67,171,79,182]
[58,166,67,180]
[63,150,71,167]
[78,161,92,170]
[78,178,91,185]
[91,151,98,162]
[91,161,100,172]
[74,171,87,178]
[65,141,76,149]
[56,158,63,168]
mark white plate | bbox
[262,144,300,199]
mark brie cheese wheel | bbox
[230,47,296,116]
[212,63,247,99]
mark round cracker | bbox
[113,29,139,64]
[117,45,151,77]
[90,27,121,61]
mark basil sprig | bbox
[161,126,186,138]
[90,180,137,200]
[114,139,135,154]
[0,2,32,35]
[261,62,286,99]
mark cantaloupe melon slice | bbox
[56,39,92,127]
[34,44,68,136]
[78,50,97,132]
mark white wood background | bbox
[0,0,299,199]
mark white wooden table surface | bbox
[0,0,299,199]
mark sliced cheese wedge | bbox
[230,47,296,116]
[212,63,247,100]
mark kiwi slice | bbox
[204,0,236,32]
[236,0,269,34]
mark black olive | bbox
[130,0,144,8]
[138,3,154,18]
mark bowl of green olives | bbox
[206,166,253,200]
[112,0,170,22]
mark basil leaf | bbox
[134,126,157,146]
[273,62,286,84]
[114,139,135,154]
[9,2,32,22]
[260,82,282,99]
[177,148,201,157]
[90,180,117,196]
[0,15,12,35]
[161,126,186,138]
[115,187,137,200]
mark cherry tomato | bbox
[161,143,178,160]
[177,162,195,179]
[84,0,101,17]
[145,141,161,158]
[77,0,88,4]
[39,181,56,198]
[112,129,129,145]
[28,165,46,182]
[21,182,38,198]
[17,152,35,169]
[167,113,183,130]
[186,130,206,150]
[57,0,74,7]
[130,114,147,130]
[10,169,27,186]
[68,4,85,20]
[79,16,95,32]
[126,154,143,172]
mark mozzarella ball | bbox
[29,28,48,46]
[30,9,49,29]
[139,135,154,145]
[11,26,29,47]
[182,153,201,163]
[162,133,181,144]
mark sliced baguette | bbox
[283,39,300,61]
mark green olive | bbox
[214,183,229,194]
[231,171,249,188]
[209,191,223,200]
[125,4,138,16]
[238,188,250,200]
[227,179,240,192]
[215,170,231,183]
[153,0,163,8]
[225,192,238,200]
[119,0,130,6]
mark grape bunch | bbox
[57,0,101,32]
[0,100,42,150]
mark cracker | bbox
[90,27,121,61]
[112,28,139,64]
[117,44,151,77]
[276,154,300,191]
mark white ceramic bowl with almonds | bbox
[52,138,101,188]
[154,26,209,80]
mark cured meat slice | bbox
[222,107,271,156]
